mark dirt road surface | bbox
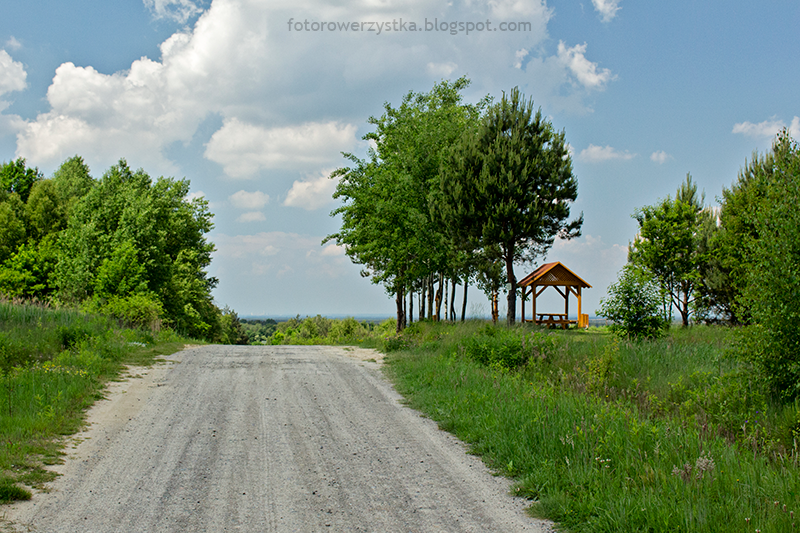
[3,345,554,532]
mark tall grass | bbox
[384,321,800,532]
[0,298,189,503]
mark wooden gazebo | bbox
[518,262,592,329]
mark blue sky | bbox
[1,0,798,318]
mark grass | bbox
[383,320,800,532]
[0,298,193,503]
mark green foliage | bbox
[438,86,582,325]
[460,324,556,370]
[0,193,26,264]
[0,298,190,502]
[598,264,668,339]
[53,159,218,340]
[326,77,485,331]
[51,155,93,216]
[25,180,66,240]
[385,322,800,533]
[629,174,706,326]
[219,306,248,345]
[82,292,164,330]
[734,130,800,400]
[0,158,43,204]
[262,316,385,346]
[239,318,278,344]
[0,235,59,299]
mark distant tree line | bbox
[325,77,582,332]
[0,155,244,343]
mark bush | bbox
[459,325,556,371]
[82,292,163,330]
[598,264,668,339]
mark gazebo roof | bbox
[518,261,592,288]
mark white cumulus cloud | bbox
[488,0,552,21]
[143,0,203,23]
[650,150,673,164]
[284,170,339,211]
[732,116,800,139]
[236,211,266,223]
[0,50,27,96]
[591,0,621,23]
[205,119,358,179]
[579,144,635,162]
[229,190,270,209]
[557,42,615,91]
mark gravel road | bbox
[4,345,554,532]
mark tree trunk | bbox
[435,273,444,321]
[395,285,405,333]
[450,278,457,321]
[428,275,434,319]
[420,284,426,321]
[403,289,408,329]
[409,291,413,324]
[491,290,499,325]
[505,248,517,326]
[461,278,468,322]
[680,282,690,327]
[444,279,450,322]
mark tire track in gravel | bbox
[3,345,555,532]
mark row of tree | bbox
[0,155,243,342]
[605,130,800,400]
[325,78,582,331]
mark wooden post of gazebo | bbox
[517,262,592,329]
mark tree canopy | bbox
[437,87,582,325]
[0,156,232,342]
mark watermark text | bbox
[286,18,532,36]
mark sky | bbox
[1,0,798,319]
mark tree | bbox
[734,130,800,400]
[326,78,483,332]
[703,144,789,325]
[597,264,668,339]
[629,174,706,326]
[55,159,219,339]
[25,180,66,240]
[52,155,93,217]
[0,194,26,265]
[0,158,43,203]
[438,87,582,325]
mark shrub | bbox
[459,325,556,371]
[597,264,668,339]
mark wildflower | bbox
[694,452,715,480]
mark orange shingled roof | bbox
[518,261,592,288]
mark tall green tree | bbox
[629,174,706,326]
[326,78,483,332]
[735,130,800,400]
[438,87,582,325]
[0,158,43,203]
[56,159,218,339]
[52,155,94,217]
[0,193,26,265]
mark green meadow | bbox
[383,320,800,533]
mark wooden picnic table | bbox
[535,313,576,329]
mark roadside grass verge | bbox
[384,321,800,532]
[0,299,192,503]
